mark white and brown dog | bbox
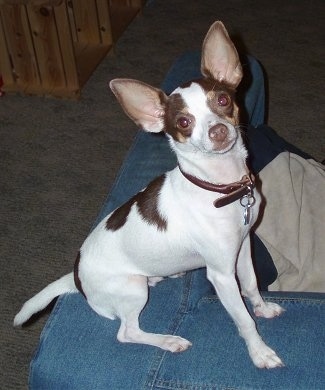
[14,21,284,368]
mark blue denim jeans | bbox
[29,53,325,389]
[30,273,325,389]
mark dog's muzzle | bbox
[208,123,236,152]
[209,124,228,142]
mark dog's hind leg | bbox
[114,275,192,353]
[117,316,192,353]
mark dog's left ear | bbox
[201,21,243,88]
[110,79,166,133]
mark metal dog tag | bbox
[243,205,250,225]
[240,192,256,225]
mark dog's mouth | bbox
[213,135,237,153]
[189,135,237,155]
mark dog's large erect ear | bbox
[109,79,166,133]
[201,21,243,88]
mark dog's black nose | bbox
[208,124,228,142]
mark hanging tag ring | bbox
[240,193,256,208]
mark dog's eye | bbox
[218,94,230,107]
[177,117,191,129]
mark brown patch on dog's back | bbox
[74,251,86,298]
[106,197,136,231]
[136,175,167,231]
[106,175,167,232]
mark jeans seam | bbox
[28,294,67,389]
[146,377,240,389]
[200,295,325,305]
[145,274,195,389]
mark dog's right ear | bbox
[201,21,243,88]
[109,79,167,133]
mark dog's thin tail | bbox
[13,272,77,327]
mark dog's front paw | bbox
[249,341,284,369]
[161,335,192,353]
[254,302,284,319]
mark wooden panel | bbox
[0,10,15,87]
[108,0,142,41]
[26,3,65,92]
[96,0,113,45]
[53,1,80,96]
[72,0,100,44]
[0,4,40,91]
[66,0,77,43]
[0,0,144,98]
[74,41,109,87]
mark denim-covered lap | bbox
[30,271,325,389]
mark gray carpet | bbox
[1,0,324,388]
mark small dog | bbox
[14,21,284,368]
